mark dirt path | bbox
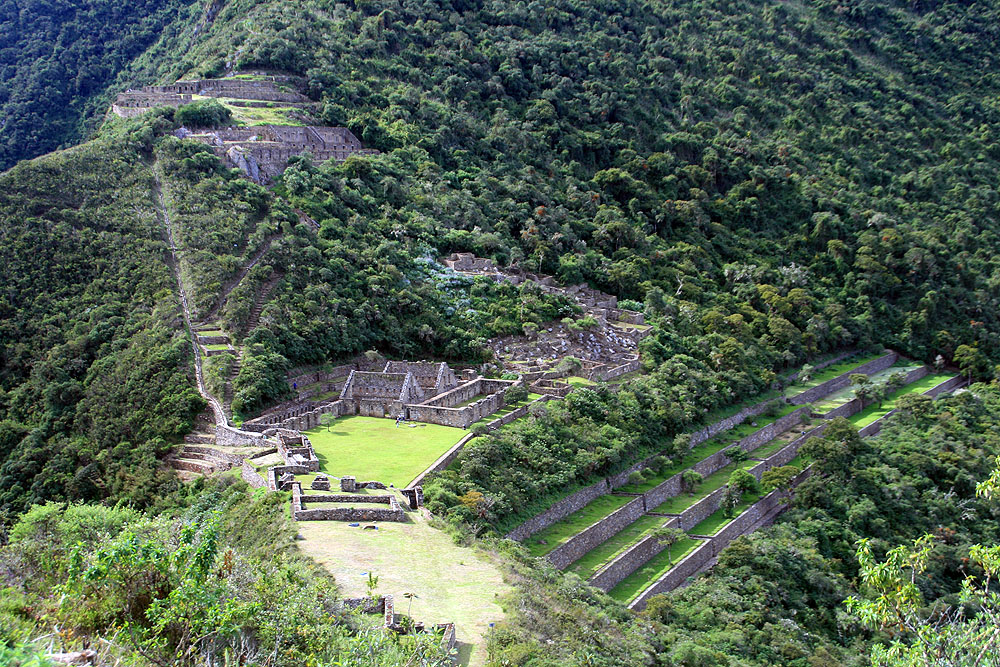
[152,166,228,427]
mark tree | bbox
[799,363,814,383]
[722,467,760,517]
[851,373,874,404]
[801,417,864,479]
[319,412,336,431]
[680,470,703,495]
[761,465,801,504]
[954,344,986,382]
[651,526,687,566]
[724,447,749,465]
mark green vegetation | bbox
[848,373,953,427]
[305,416,466,487]
[688,494,759,536]
[526,494,634,557]
[607,537,701,603]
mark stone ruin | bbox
[276,430,320,471]
[112,76,311,117]
[111,76,379,184]
[442,252,649,382]
[341,595,457,652]
[182,125,378,184]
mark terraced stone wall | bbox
[546,495,646,569]
[588,516,683,591]
[506,478,610,542]
[823,365,930,420]
[790,351,898,405]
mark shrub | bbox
[174,100,232,128]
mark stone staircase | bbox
[245,273,282,333]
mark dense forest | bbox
[2,0,1000,665]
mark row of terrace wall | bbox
[586,423,828,590]
[591,358,642,382]
[547,496,647,569]
[790,351,899,405]
[506,479,610,542]
[216,424,268,447]
[628,487,791,610]
[508,393,809,542]
[823,365,930,420]
[623,375,967,608]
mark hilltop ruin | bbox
[112,75,378,183]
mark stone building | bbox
[339,370,426,418]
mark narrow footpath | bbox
[152,166,229,427]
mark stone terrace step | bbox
[169,458,216,474]
[184,434,215,444]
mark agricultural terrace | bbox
[810,361,924,414]
[304,416,467,487]
[849,373,954,426]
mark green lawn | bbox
[848,373,954,427]
[566,515,666,579]
[567,376,597,388]
[203,343,232,351]
[526,494,635,557]
[299,507,508,666]
[468,394,543,427]
[782,352,885,398]
[304,416,467,487]
[811,363,924,413]
[197,329,226,336]
[607,537,702,603]
[688,493,760,536]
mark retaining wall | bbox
[629,490,787,611]
[546,495,646,569]
[588,516,682,591]
[688,397,778,449]
[408,433,476,488]
[506,478,609,542]
[822,365,930,420]
[241,462,268,488]
[216,425,268,447]
[781,350,856,385]
[924,374,967,398]
[790,351,898,405]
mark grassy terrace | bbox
[811,362,924,413]
[608,537,701,603]
[197,329,226,336]
[688,493,760,536]
[304,416,466,487]
[526,494,635,557]
[780,351,885,398]
[469,393,543,427]
[651,460,757,513]
[203,343,232,351]
[566,515,666,579]
[848,373,953,426]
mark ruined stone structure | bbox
[112,76,378,183]
[276,430,320,471]
[112,77,310,117]
[339,370,426,418]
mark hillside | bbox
[2,1,1000,666]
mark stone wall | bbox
[241,462,268,488]
[546,495,646,569]
[676,487,728,532]
[588,516,682,591]
[781,349,856,384]
[789,351,898,405]
[688,397,778,449]
[629,490,788,611]
[731,406,811,454]
[216,424,268,447]
[291,484,406,522]
[408,433,476,488]
[925,374,967,397]
[506,478,610,542]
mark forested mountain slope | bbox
[0,0,208,170]
[2,0,1000,665]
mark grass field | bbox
[526,494,635,556]
[203,343,231,351]
[566,515,666,579]
[848,373,953,426]
[304,416,466,487]
[298,508,508,666]
[607,537,701,603]
[781,352,885,398]
[811,363,924,413]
